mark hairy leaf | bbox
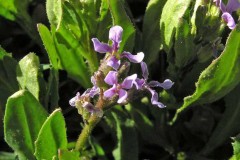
[4,90,48,160]
[17,53,45,101]
[34,109,67,160]
[230,134,240,160]
[46,0,62,28]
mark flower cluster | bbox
[69,26,173,118]
[214,0,240,29]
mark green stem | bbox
[75,115,101,151]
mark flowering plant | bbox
[0,0,240,159]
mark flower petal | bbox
[226,0,240,13]
[134,78,145,90]
[104,71,118,85]
[148,88,165,108]
[107,56,121,70]
[222,12,236,29]
[148,79,174,90]
[69,92,80,107]
[92,38,112,53]
[109,26,123,44]
[140,62,149,80]
[121,52,144,63]
[88,86,100,98]
[117,89,128,103]
[83,102,95,114]
[121,74,137,89]
[104,85,117,98]
[219,0,227,12]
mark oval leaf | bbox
[17,53,45,101]
[4,90,48,160]
[34,108,67,160]
[160,0,192,52]
[46,0,62,28]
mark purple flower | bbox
[82,102,103,117]
[134,62,174,108]
[69,92,81,107]
[69,77,100,107]
[104,71,137,103]
[214,0,240,29]
[92,26,144,70]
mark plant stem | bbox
[75,115,101,152]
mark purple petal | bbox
[134,78,145,90]
[69,92,80,107]
[140,62,149,80]
[121,52,144,63]
[222,12,236,29]
[226,0,240,13]
[104,85,117,98]
[92,38,112,53]
[107,56,121,70]
[88,86,100,98]
[148,79,174,90]
[219,0,227,12]
[91,76,97,86]
[83,102,95,114]
[214,0,220,6]
[121,74,137,89]
[69,97,77,106]
[109,26,123,44]
[148,88,166,108]
[104,71,118,85]
[117,89,127,103]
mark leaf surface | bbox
[35,109,67,160]
[4,90,48,160]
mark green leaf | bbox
[0,47,18,137]
[44,68,59,111]
[0,48,18,109]
[34,109,67,160]
[108,0,136,52]
[0,152,17,160]
[190,0,203,35]
[111,110,138,160]
[230,134,240,160]
[58,150,80,160]
[17,53,45,101]
[38,23,91,88]
[38,24,59,69]
[160,0,192,52]
[201,85,240,154]
[46,0,62,28]
[0,0,30,21]
[173,19,195,68]
[142,0,167,64]
[173,26,240,122]
[4,90,48,160]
